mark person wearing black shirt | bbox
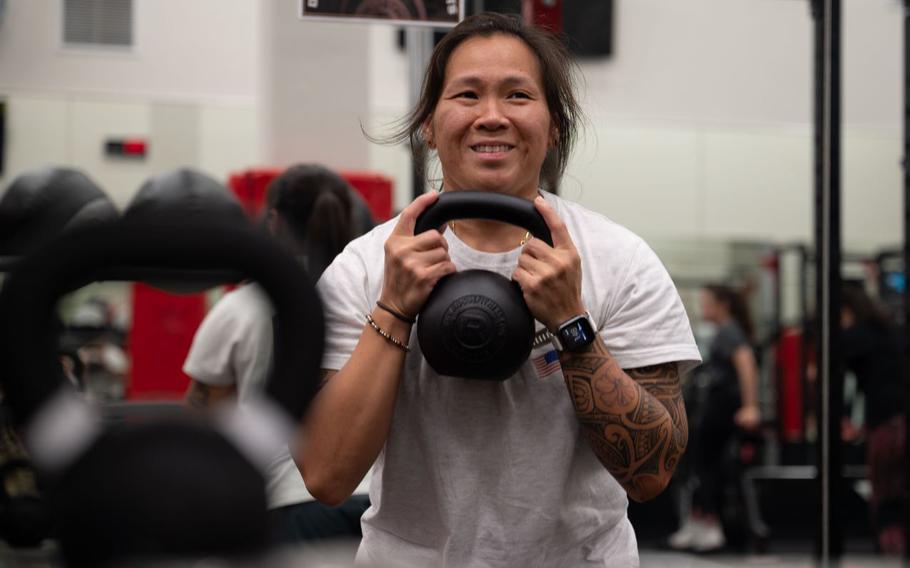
[669,285,761,552]
[841,285,906,556]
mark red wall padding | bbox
[228,168,394,222]
[127,283,206,400]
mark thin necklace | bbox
[449,220,531,247]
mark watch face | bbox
[560,317,595,351]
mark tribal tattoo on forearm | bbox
[560,339,688,501]
[185,381,212,410]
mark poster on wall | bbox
[300,0,464,27]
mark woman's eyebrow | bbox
[500,75,538,89]
[445,74,538,89]
[444,75,483,89]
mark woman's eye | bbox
[508,92,532,100]
[455,91,478,99]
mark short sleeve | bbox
[600,240,701,374]
[714,324,748,361]
[316,241,376,371]
[183,296,240,387]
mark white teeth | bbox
[473,145,511,153]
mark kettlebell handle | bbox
[414,191,553,247]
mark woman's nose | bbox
[475,98,508,130]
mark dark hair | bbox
[265,164,354,278]
[841,283,894,330]
[705,284,755,342]
[388,12,581,192]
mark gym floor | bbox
[639,551,906,568]
[2,543,906,567]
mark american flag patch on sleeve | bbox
[532,349,561,380]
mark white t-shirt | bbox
[317,191,701,567]
[183,284,371,509]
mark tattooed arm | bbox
[512,197,689,501]
[183,380,236,410]
[560,337,687,502]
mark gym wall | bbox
[0,0,260,101]
[0,0,263,207]
[260,1,373,178]
[0,0,902,253]
[365,0,901,252]
[0,95,259,209]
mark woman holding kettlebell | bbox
[299,12,700,566]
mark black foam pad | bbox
[53,419,269,567]
[124,168,247,226]
[0,167,117,255]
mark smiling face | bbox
[425,33,556,199]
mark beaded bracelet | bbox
[376,300,416,325]
[365,313,410,352]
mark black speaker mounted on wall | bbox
[399,1,614,60]
[473,1,614,59]
[563,1,613,58]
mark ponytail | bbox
[302,190,353,279]
[265,164,355,279]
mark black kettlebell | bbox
[414,191,552,381]
[0,217,324,566]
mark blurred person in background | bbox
[840,284,906,556]
[669,284,761,553]
[183,164,373,546]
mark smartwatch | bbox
[550,313,597,353]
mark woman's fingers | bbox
[408,247,451,269]
[518,241,579,286]
[409,228,448,252]
[382,194,454,316]
[425,259,458,285]
[393,191,439,237]
[515,249,549,277]
[534,196,575,251]
[514,229,585,330]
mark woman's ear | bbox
[422,122,435,149]
[549,124,559,149]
